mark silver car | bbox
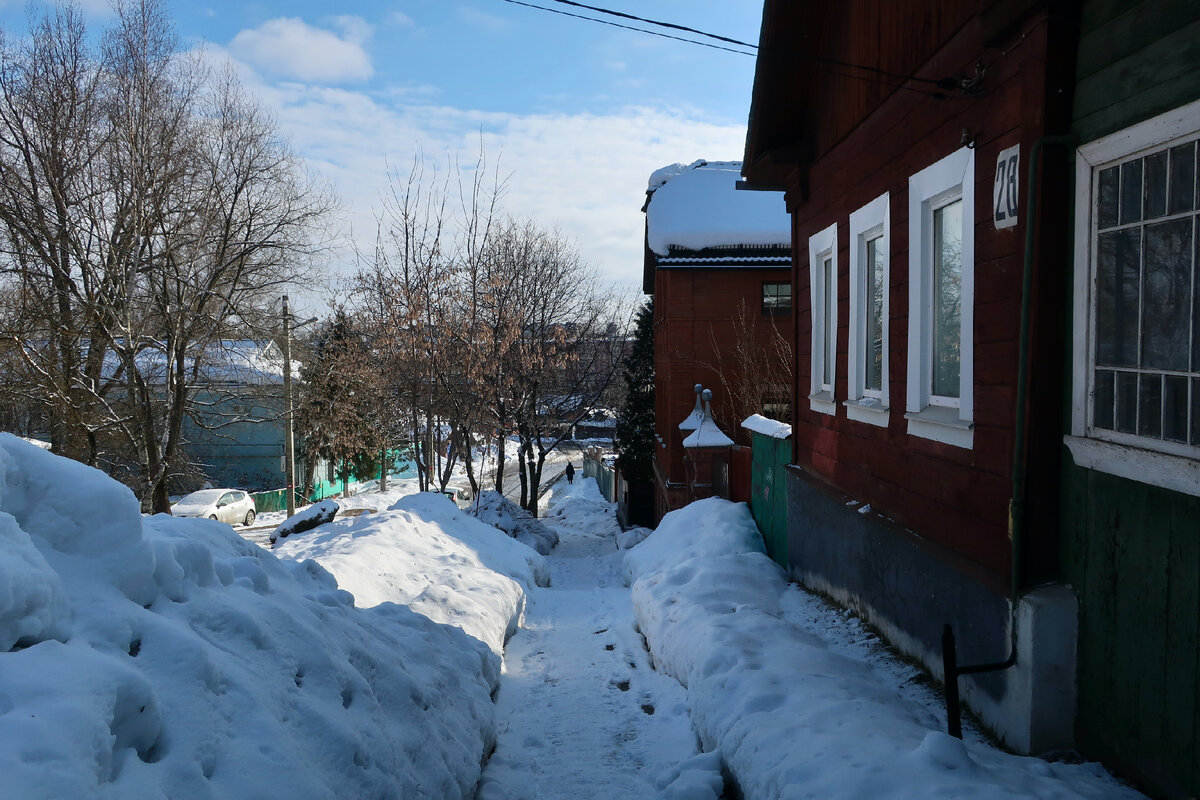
[172,488,257,526]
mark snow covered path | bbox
[477,481,701,799]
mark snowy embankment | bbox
[276,491,548,666]
[471,489,559,555]
[624,497,1143,800]
[0,434,496,799]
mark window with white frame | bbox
[907,146,975,448]
[1067,99,1200,496]
[847,193,890,426]
[808,222,838,415]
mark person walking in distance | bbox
[565,462,575,484]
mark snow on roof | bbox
[741,414,792,439]
[679,386,705,432]
[682,416,734,448]
[657,255,791,266]
[93,339,290,386]
[678,406,705,432]
[645,160,790,257]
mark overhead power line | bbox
[541,0,757,49]
[498,0,974,98]
[498,0,756,57]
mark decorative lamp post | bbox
[678,383,705,434]
[682,388,734,502]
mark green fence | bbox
[582,451,616,501]
[250,479,366,513]
[250,488,300,513]
[250,451,414,513]
[748,430,790,567]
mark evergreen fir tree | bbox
[616,299,655,481]
[296,312,387,492]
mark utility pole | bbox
[282,295,297,518]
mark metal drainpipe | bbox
[943,133,1075,738]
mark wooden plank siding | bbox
[1063,469,1200,797]
[652,265,791,516]
[1073,0,1200,143]
[778,7,1068,583]
[749,430,792,567]
[1061,2,1200,795]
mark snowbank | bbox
[270,499,339,544]
[471,490,559,554]
[624,497,1143,800]
[0,434,495,799]
[277,492,548,667]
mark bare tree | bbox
[355,143,505,495]
[483,218,629,515]
[358,155,452,492]
[705,300,793,434]
[355,147,627,514]
[0,4,108,464]
[0,0,332,511]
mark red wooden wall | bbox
[652,266,790,516]
[778,5,1070,583]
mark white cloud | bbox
[194,52,750,308]
[229,17,373,84]
[329,15,373,43]
[389,10,415,27]
[268,92,747,296]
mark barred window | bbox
[1068,100,1200,497]
[1090,138,1198,448]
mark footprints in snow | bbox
[595,629,656,714]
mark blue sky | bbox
[1,0,766,304]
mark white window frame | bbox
[808,222,838,415]
[906,146,975,449]
[1066,98,1200,497]
[846,193,891,427]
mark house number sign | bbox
[993,144,1020,230]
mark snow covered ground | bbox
[625,498,1145,800]
[0,433,496,799]
[275,492,548,662]
[477,479,712,799]
[0,432,1146,799]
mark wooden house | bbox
[743,0,1081,761]
[1061,2,1200,796]
[743,1,1200,794]
[642,160,792,520]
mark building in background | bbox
[641,160,791,520]
[180,339,289,492]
